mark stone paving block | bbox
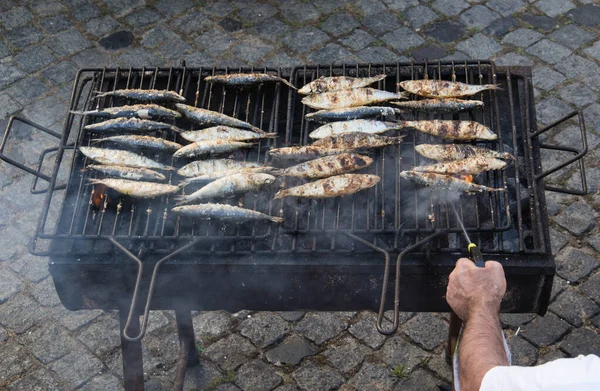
[424,351,452,383]
[281,2,321,24]
[532,66,566,91]
[278,311,305,322]
[549,25,594,50]
[21,95,67,129]
[560,327,600,357]
[30,277,61,307]
[50,306,103,331]
[38,14,72,34]
[0,293,48,334]
[558,83,596,108]
[273,385,299,391]
[155,37,193,61]
[103,0,144,18]
[500,313,535,329]
[482,16,520,37]
[322,336,371,374]
[21,322,80,364]
[549,227,568,254]
[264,52,303,68]
[70,48,112,68]
[583,103,600,133]
[124,8,161,28]
[423,20,466,43]
[584,40,600,62]
[0,63,26,89]
[593,314,600,329]
[44,29,92,57]
[506,333,538,366]
[0,40,10,59]
[292,362,344,391]
[240,312,290,349]
[235,359,282,391]
[382,27,425,52]
[0,268,22,303]
[153,0,194,17]
[40,60,78,87]
[77,314,121,356]
[555,54,599,80]
[360,12,400,35]
[266,335,318,366]
[80,373,122,390]
[519,13,557,33]
[349,311,387,349]
[412,44,446,60]
[521,313,570,347]
[403,313,447,351]
[236,3,278,24]
[0,325,7,342]
[581,272,600,306]
[378,336,431,372]
[0,228,27,261]
[0,6,33,30]
[432,0,469,16]
[551,276,569,303]
[141,25,179,48]
[308,43,356,64]
[459,5,501,29]
[5,75,52,106]
[495,52,535,66]
[0,341,35,383]
[4,25,44,48]
[295,312,351,345]
[71,2,101,21]
[554,201,597,237]
[382,0,419,11]
[48,349,104,389]
[193,310,234,341]
[396,368,442,390]
[456,33,502,59]
[7,367,64,391]
[556,247,599,283]
[550,290,599,327]
[203,334,259,371]
[527,39,572,64]
[30,1,68,17]
[535,0,575,18]
[405,5,438,29]
[502,28,543,48]
[567,4,600,27]
[85,16,121,38]
[350,362,397,390]
[230,38,273,65]
[353,0,388,16]
[488,0,526,16]
[249,18,291,43]
[114,47,162,67]
[282,26,329,54]
[357,46,399,63]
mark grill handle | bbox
[533,111,588,195]
[0,116,69,194]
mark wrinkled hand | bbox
[446,258,506,321]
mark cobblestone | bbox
[403,313,447,350]
[193,311,233,341]
[550,290,599,327]
[535,97,574,126]
[495,52,535,66]
[560,328,600,357]
[0,342,35,383]
[77,315,121,356]
[7,367,63,391]
[357,46,399,63]
[81,373,122,390]
[4,25,44,48]
[204,334,259,371]
[349,312,387,349]
[554,201,597,236]
[432,0,469,16]
[521,313,571,347]
[459,5,501,29]
[0,268,22,303]
[502,28,543,47]
[282,26,329,54]
[488,0,526,16]
[405,5,438,29]
[382,27,425,52]
[519,13,557,32]
[48,349,104,389]
[378,336,431,372]
[85,16,121,38]
[457,33,502,59]
[549,227,568,254]
[44,29,92,56]
[361,12,399,35]
[0,63,26,89]
[125,8,161,28]
[535,0,575,18]
[500,313,536,329]
[281,2,321,24]
[265,335,318,366]
[581,272,600,306]
[412,44,447,60]
[526,39,572,64]
[292,362,344,391]
[0,293,48,334]
[549,25,594,50]
[506,334,538,365]
[556,247,599,283]
[394,368,440,390]
[350,362,396,390]
[532,66,567,91]
[30,277,61,307]
[240,312,290,349]
[322,336,370,374]
[22,323,79,364]
[295,312,350,345]
[482,16,520,36]
[236,360,282,391]
[0,6,33,30]
[424,20,466,43]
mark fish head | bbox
[399,170,417,180]
[251,173,277,185]
[298,85,312,95]
[487,158,508,170]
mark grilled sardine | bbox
[180,166,281,186]
[205,73,296,89]
[72,104,181,120]
[89,178,179,198]
[305,106,399,122]
[312,133,404,150]
[86,164,166,182]
[267,146,347,160]
[79,146,173,170]
[398,80,501,98]
[299,75,387,95]
[391,98,484,113]
[274,174,380,199]
[176,173,276,205]
[400,171,505,193]
[413,156,507,175]
[175,103,264,133]
[400,120,497,141]
[84,118,184,133]
[415,144,514,161]
[309,120,402,139]
[173,140,253,159]
[172,203,283,223]
[93,89,186,102]
[282,154,373,179]
[301,88,408,110]
[177,159,262,178]
[93,135,182,151]
[180,126,277,142]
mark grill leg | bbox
[119,310,145,391]
[173,311,199,391]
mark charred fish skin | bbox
[399,171,505,193]
[86,164,167,182]
[93,135,182,151]
[84,118,184,133]
[305,106,399,122]
[309,119,402,139]
[171,203,284,223]
[267,146,347,160]
[401,120,497,141]
[175,103,264,133]
[204,73,297,90]
[414,144,515,161]
[79,146,174,170]
[89,178,180,198]
[301,88,408,110]
[72,104,182,120]
[177,159,262,178]
[93,89,186,103]
[391,98,484,113]
[274,174,380,199]
[282,154,373,179]
[312,133,404,150]
[180,126,278,142]
[298,74,387,95]
[412,156,507,175]
[398,80,501,98]
[173,140,253,159]
[176,173,276,205]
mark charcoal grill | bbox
[0,60,588,390]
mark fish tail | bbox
[70,110,95,116]
[168,125,183,133]
[173,195,189,205]
[87,178,103,186]
[394,135,406,144]
[273,190,287,200]
[280,78,297,90]
[92,91,110,99]
[269,216,285,223]
[493,187,507,192]
[263,132,279,138]
[485,84,503,91]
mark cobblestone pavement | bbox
[1,0,599,390]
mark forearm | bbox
[458,309,509,391]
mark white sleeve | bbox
[480,355,600,391]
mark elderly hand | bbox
[446,258,506,321]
